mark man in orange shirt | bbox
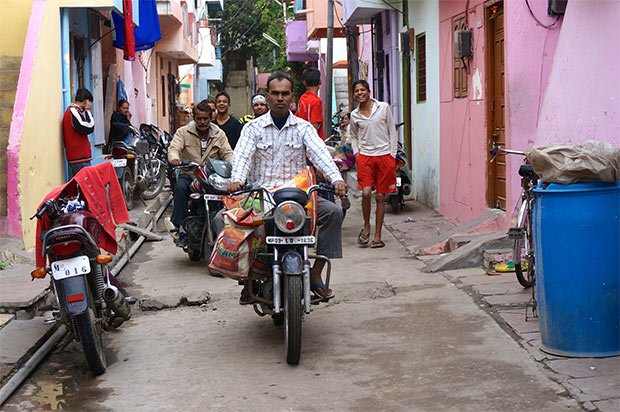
[296,67,324,141]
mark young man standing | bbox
[214,91,243,149]
[296,67,325,141]
[349,79,398,249]
[62,88,95,177]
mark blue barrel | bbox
[533,181,620,357]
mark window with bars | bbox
[416,33,426,103]
[454,15,468,98]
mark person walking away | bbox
[166,100,234,245]
[227,71,348,301]
[296,67,325,141]
[349,79,398,249]
[214,91,243,149]
[108,99,132,145]
[62,88,95,177]
[240,94,268,125]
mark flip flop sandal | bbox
[311,282,335,300]
[239,289,255,305]
[370,240,385,248]
[357,229,370,245]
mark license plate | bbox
[266,236,315,245]
[112,158,127,167]
[203,194,223,201]
[396,177,402,187]
[51,256,91,280]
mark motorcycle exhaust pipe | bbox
[103,285,131,321]
[402,183,412,196]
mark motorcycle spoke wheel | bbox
[122,169,135,211]
[284,276,302,365]
[141,161,166,200]
[75,305,107,376]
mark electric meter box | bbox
[454,29,473,59]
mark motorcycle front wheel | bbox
[284,276,302,365]
[141,161,166,200]
[74,304,107,375]
[389,195,400,214]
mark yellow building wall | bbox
[0,0,32,56]
[19,0,65,250]
[18,1,116,250]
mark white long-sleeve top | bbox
[349,99,398,157]
[231,112,343,188]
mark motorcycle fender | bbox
[114,166,125,179]
[57,276,89,316]
[281,251,303,276]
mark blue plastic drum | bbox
[533,181,620,357]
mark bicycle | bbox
[490,146,539,319]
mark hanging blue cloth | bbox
[117,78,128,102]
[112,0,162,51]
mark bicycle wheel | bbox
[513,200,535,288]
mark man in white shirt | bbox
[228,71,348,301]
[349,79,398,249]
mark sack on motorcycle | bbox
[207,208,268,280]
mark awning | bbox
[112,0,162,56]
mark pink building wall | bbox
[439,0,564,225]
[438,0,488,224]
[535,1,619,147]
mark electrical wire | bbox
[525,0,561,29]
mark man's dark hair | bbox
[194,99,213,116]
[303,67,321,87]
[352,79,370,91]
[266,71,294,91]
[215,91,230,103]
[75,88,93,102]
[116,99,129,110]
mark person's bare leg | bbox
[374,193,386,242]
[361,186,373,234]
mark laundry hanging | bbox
[112,0,162,57]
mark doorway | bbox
[486,2,506,210]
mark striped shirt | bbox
[231,112,343,188]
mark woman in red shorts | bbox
[349,80,399,248]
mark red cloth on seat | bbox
[35,162,130,266]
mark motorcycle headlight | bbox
[207,173,231,192]
[274,201,306,234]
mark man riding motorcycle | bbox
[167,100,234,245]
[226,71,348,301]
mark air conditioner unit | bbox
[454,29,473,59]
[548,0,567,16]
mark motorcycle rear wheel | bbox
[187,247,201,262]
[122,169,135,211]
[284,276,302,365]
[74,304,106,376]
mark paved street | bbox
[1,196,587,411]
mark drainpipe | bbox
[61,9,71,108]
[323,0,334,140]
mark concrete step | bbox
[0,89,16,109]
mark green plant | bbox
[0,261,7,270]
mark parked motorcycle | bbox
[175,159,232,262]
[139,123,174,188]
[108,124,167,210]
[228,183,335,365]
[30,196,131,375]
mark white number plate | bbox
[51,256,91,280]
[266,236,316,245]
[203,194,223,201]
[112,158,127,167]
[396,177,402,187]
